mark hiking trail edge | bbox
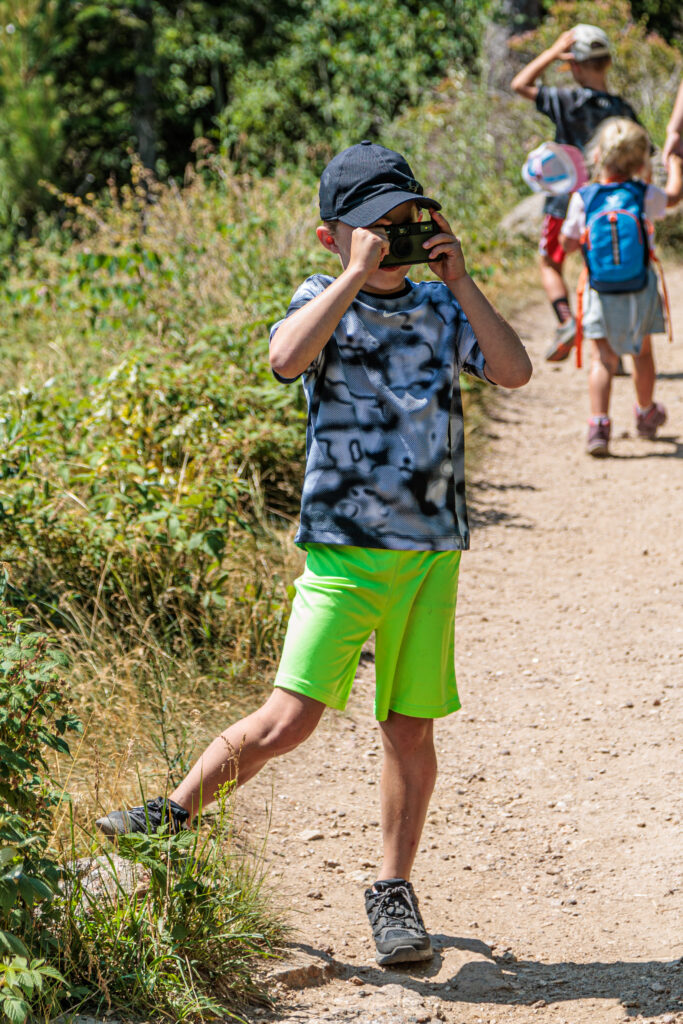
[243,264,683,1024]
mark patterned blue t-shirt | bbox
[270,274,490,551]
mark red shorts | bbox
[539,214,566,266]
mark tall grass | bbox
[58,787,284,1023]
[0,594,284,1022]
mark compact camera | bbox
[380,220,445,267]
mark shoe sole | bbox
[587,443,609,457]
[95,816,127,836]
[376,944,434,965]
[636,409,667,439]
[545,341,574,362]
[636,422,666,440]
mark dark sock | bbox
[552,297,572,323]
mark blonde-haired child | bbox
[560,117,682,456]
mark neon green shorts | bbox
[274,544,461,721]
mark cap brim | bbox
[338,192,441,227]
[572,47,610,61]
[561,144,588,189]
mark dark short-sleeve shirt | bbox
[269,275,490,551]
[535,86,639,218]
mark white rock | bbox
[299,829,324,841]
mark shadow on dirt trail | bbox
[339,936,683,1018]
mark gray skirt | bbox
[581,266,666,356]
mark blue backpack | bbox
[579,180,650,293]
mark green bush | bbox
[0,162,316,657]
[0,340,302,646]
[0,583,80,1021]
[221,0,492,170]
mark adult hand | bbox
[663,79,683,167]
[662,130,683,167]
[422,211,467,285]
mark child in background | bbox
[560,118,682,456]
[511,24,640,361]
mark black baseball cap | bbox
[319,141,441,227]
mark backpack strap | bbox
[578,182,602,219]
[581,179,647,211]
[575,264,588,369]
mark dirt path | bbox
[242,265,683,1024]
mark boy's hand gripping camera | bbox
[380,220,445,267]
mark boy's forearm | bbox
[448,274,532,389]
[270,266,366,379]
[511,31,574,99]
[511,50,554,95]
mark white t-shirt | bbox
[563,182,668,240]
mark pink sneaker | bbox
[587,418,610,457]
[635,402,667,440]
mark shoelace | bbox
[128,797,189,832]
[371,886,421,931]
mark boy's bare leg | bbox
[170,688,325,819]
[589,337,619,416]
[376,712,437,881]
[539,253,569,307]
[632,335,656,408]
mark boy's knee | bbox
[594,348,619,373]
[539,251,563,274]
[258,690,323,755]
[381,713,434,754]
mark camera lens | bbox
[391,236,412,258]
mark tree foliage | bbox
[40,0,292,184]
[0,0,492,234]
[221,0,493,170]
[630,0,683,44]
[0,0,681,236]
[0,3,64,241]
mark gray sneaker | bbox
[364,878,433,965]
[545,317,576,362]
[96,796,190,837]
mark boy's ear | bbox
[317,224,340,254]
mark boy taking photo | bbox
[97,142,531,965]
